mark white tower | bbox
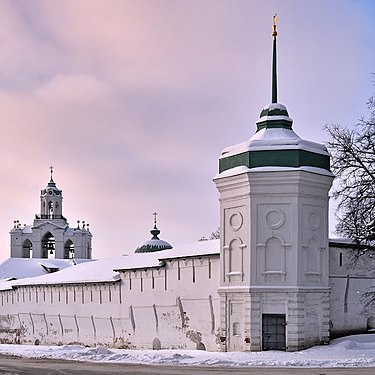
[10,167,93,260]
[214,17,333,352]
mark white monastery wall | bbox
[0,255,221,350]
[329,244,375,338]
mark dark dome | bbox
[135,225,173,253]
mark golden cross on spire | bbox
[272,14,277,39]
[153,211,158,226]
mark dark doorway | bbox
[262,314,286,351]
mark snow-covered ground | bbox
[0,334,375,367]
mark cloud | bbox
[35,74,108,102]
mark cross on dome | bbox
[272,14,277,38]
[134,212,173,253]
[49,165,54,182]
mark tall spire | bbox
[272,14,278,103]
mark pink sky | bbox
[0,0,374,260]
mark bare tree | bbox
[209,227,220,240]
[198,227,220,242]
[324,80,375,247]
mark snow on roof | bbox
[117,239,220,271]
[64,227,75,235]
[0,240,220,289]
[256,114,293,123]
[159,238,219,260]
[0,258,95,290]
[21,225,33,234]
[32,221,67,230]
[329,238,356,245]
[9,257,119,287]
[329,238,375,249]
[262,103,288,111]
[0,258,79,280]
[220,128,329,159]
[114,252,166,271]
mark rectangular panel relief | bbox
[302,204,326,283]
[223,205,247,284]
[256,204,291,284]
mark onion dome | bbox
[218,15,330,174]
[135,213,173,253]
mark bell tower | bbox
[214,16,333,352]
[10,168,93,260]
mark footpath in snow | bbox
[0,334,375,368]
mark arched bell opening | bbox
[64,240,75,259]
[22,239,33,258]
[42,232,55,259]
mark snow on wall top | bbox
[159,238,219,260]
[0,239,220,290]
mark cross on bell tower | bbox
[40,166,64,220]
[49,165,54,181]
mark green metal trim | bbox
[219,149,330,173]
[256,119,292,131]
[259,107,289,117]
[135,244,172,253]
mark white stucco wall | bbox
[0,255,221,350]
[329,244,375,338]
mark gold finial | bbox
[153,211,158,226]
[272,14,277,39]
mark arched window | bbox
[48,201,54,218]
[22,239,33,258]
[229,238,242,273]
[265,237,282,272]
[307,238,319,272]
[42,232,55,259]
[64,240,75,259]
[86,242,92,259]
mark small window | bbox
[339,252,343,267]
[233,322,240,336]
